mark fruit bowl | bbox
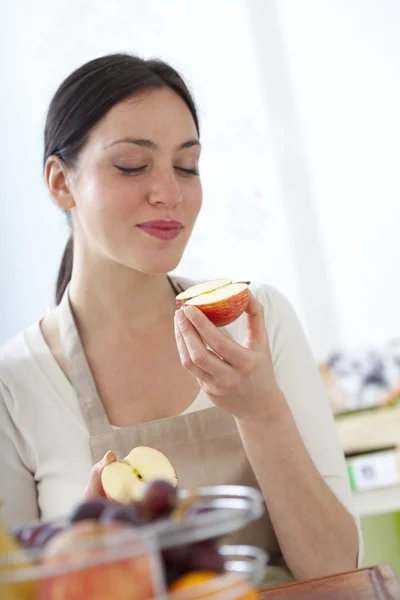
[1,485,268,598]
[220,545,267,587]
[0,541,265,599]
[152,485,265,548]
[0,528,165,600]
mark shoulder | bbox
[226,281,304,348]
[0,327,33,372]
[0,322,43,394]
[251,281,295,318]
[251,282,306,342]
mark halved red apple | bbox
[176,280,250,327]
[101,446,177,504]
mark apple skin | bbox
[40,521,159,600]
[176,298,185,309]
[184,286,250,328]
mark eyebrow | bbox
[105,138,201,151]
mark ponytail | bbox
[56,236,73,305]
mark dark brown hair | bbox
[44,53,199,305]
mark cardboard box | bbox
[346,447,400,492]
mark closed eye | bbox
[115,165,199,176]
[116,165,147,175]
[176,167,199,176]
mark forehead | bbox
[90,87,198,146]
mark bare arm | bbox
[237,398,358,579]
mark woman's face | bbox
[65,88,202,274]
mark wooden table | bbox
[258,564,400,599]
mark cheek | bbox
[81,172,141,222]
[186,181,202,218]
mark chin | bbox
[131,254,182,275]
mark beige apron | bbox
[57,284,286,570]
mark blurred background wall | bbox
[2,0,400,358]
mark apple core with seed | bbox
[175,279,250,327]
[101,446,178,504]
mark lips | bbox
[137,220,183,241]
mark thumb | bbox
[84,451,116,500]
[243,292,268,351]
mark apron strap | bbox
[58,288,112,437]
[167,275,184,294]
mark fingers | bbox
[180,305,247,368]
[243,292,268,350]
[84,451,116,500]
[174,310,232,380]
[174,313,213,382]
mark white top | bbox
[0,281,360,552]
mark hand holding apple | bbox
[174,290,282,421]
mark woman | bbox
[0,53,360,580]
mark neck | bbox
[68,256,177,333]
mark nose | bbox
[148,168,182,208]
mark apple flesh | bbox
[101,446,177,504]
[175,279,232,308]
[177,281,250,327]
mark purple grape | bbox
[33,524,64,548]
[100,503,145,527]
[162,545,191,584]
[69,499,110,523]
[12,523,52,549]
[141,480,178,520]
[187,539,225,573]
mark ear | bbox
[44,156,76,211]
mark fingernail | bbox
[175,309,186,324]
[102,451,113,465]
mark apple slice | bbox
[181,282,250,327]
[101,446,177,504]
[175,279,232,308]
